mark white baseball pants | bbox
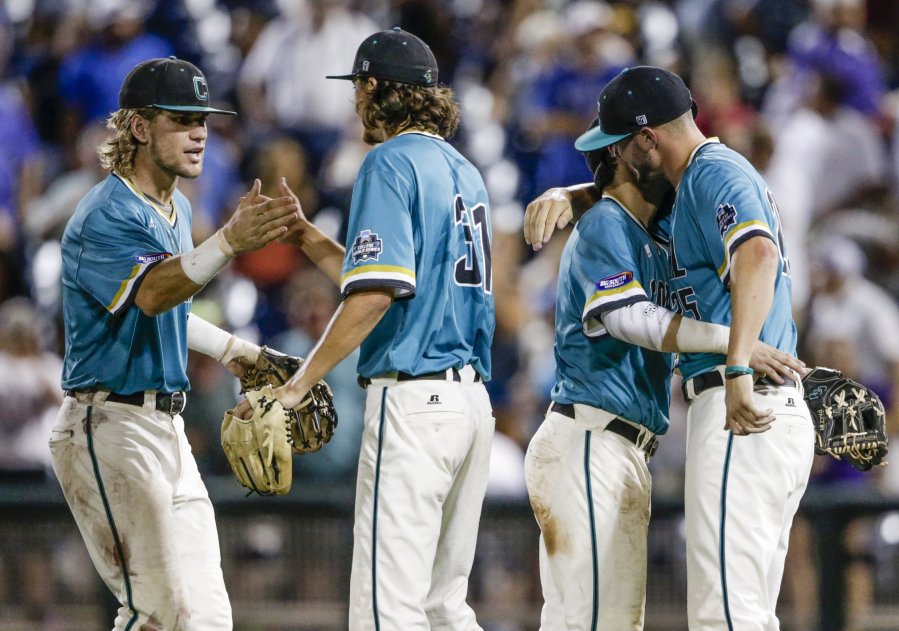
[525,404,652,631]
[684,380,814,630]
[49,392,232,630]
[349,365,494,630]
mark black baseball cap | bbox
[326,27,438,87]
[119,56,236,115]
[575,66,697,152]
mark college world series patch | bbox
[351,229,383,264]
[716,203,737,238]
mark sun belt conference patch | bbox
[715,203,737,238]
[596,271,633,291]
[351,229,383,264]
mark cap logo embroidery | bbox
[635,114,648,125]
[193,76,208,101]
[362,60,370,71]
[423,69,432,83]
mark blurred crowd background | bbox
[2,0,899,628]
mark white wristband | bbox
[676,316,730,354]
[180,229,235,286]
[187,313,233,361]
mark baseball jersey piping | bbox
[85,405,140,629]
[719,433,735,630]
[371,387,388,631]
[584,431,599,631]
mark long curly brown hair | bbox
[98,108,160,176]
[357,80,461,140]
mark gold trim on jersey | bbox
[716,219,774,279]
[115,174,178,226]
[584,278,645,316]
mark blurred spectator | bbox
[237,0,378,175]
[785,238,899,630]
[763,0,886,132]
[765,70,888,309]
[270,267,365,483]
[233,135,320,338]
[517,1,633,201]
[57,0,173,160]
[803,235,899,421]
[22,120,109,244]
[0,296,62,476]
[0,17,43,255]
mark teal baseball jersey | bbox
[668,140,797,380]
[551,195,673,434]
[339,131,495,380]
[60,174,193,393]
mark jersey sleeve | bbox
[340,162,416,299]
[573,215,649,338]
[74,204,173,317]
[693,162,777,286]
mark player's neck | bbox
[605,182,656,228]
[662,129,708,187]
[128,161,178,207]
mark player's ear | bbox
[637,128,658,152]
[130,112,151,145]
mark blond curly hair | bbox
[98,108,159,176]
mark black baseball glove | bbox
[802,366,888,471]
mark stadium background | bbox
[1,0,899,628]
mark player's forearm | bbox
[603,302,729,353]
[187,313,259,364]
[136,230,236,315]
[726,237,779,366]
[286,223,345,285]
[566,183,601,219]
[283,289,392,395]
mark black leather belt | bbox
[65,389,187,416]
[357,367,483,389]
[682,370,797,402]
[550,402,659,458]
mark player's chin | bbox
[176,158,204,179]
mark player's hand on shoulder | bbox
[724,375,774,435]
[524,187,575,251]
[221,178,300,253]
[748,342,808,384]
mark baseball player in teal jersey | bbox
[525,122,805,629]
[576,66,815,630]
[49,57,299,629]
[234,29,495,630]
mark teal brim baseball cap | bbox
[119,56,236,115]
[575,66,697,152]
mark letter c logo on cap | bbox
[193,76,209,101]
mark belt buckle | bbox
[168,392,186,415]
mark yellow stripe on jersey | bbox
[717,220,773,279]
[340,264,415,284]
[340,265,416,296]
[106,263,144,313]
[583,279,645,316]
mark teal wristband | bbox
[724,365,754,380]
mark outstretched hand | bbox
[221,179,299,253]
